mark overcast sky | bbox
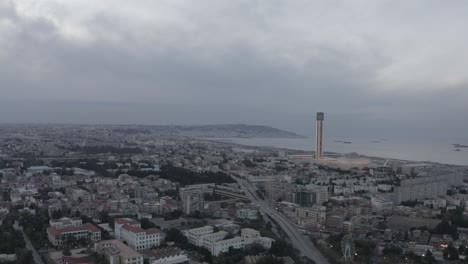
[1,0,467,138]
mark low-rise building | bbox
[95,239,144,264]
[183,226,214,246]
[47,223,101,247]
[236,205,259,220]
[211,236,246,256]
[114,218,161,251]
[49,217,82,229]
[201,231,227,250]
[240,228,274,249]
[142,247,189,264]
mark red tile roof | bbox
[122,224,160,235]
[47,223,100,237]
[146,228,160,235]
[62,256,93,264]
[142,247,185,260]
[122,224,145,233]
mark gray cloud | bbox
[0,0,467,139]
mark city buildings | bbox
[95,239,144,264]
[182,226,214,246]
[182,226,274,256]
[179,184,213,215]
[236,204,259,220]
[210,236,246,256]
[141,247,189,264]
[1,124,468,263]
[47,222,101,247]
[295,205,327,228]
[394,174,463,203]
[114,218,161,251]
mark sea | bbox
[211,137,468,166]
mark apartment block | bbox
[114,218,161,251]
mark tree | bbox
[432,219,456,236]
[63,247,72,256]
[382,245,403,256]
[444,243,459,261]
[256,255,285,264]
[15,248,33,264]
[246,243,267,255]
[424,250,437,264]
[459,245,466,255]
[51,209,64,220]
[165,228,188,244]
[140,218,156,229]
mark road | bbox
[233,176,330,264]
[14,221,45,264]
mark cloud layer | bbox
[0,0,467,137]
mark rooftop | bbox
[142,247,185,260]
[98,240,142,259]
[47,223,100,237]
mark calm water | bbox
[214,137,468,166]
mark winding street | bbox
[233,176,330,264]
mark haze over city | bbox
[1,0,468,139]
[3,1,468,264]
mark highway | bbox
[233,176,330,264]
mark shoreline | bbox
[201,137,468,168]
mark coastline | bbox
[202,137,468,167]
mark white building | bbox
[95,239,144,264]
[49,217,82,229]
[114,218,161,251]
[183,226,214,246]
[201,231,227,250]
[371,196,394,211]
[211,237,246,256]
[142,247,189,264]
[393,174,462,204]
[241,228,274,249]
[183,226,274,256]
[236,205,259,220]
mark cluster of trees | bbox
[432,219,457,236]
[0,217,34,264]
[19,209,50,250]
[2,188,11,202]
[239,215,276,241]
[400,200,421,207]
[79,146,143,154]
[381,246,437,264]
[159,164,235,185]
[0,225,26,254]
[50,159,112,177]
[242,159,256,168]
[317,165,352,175]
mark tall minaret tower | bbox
[315,112,324,159]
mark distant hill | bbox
[113,124,304,138]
